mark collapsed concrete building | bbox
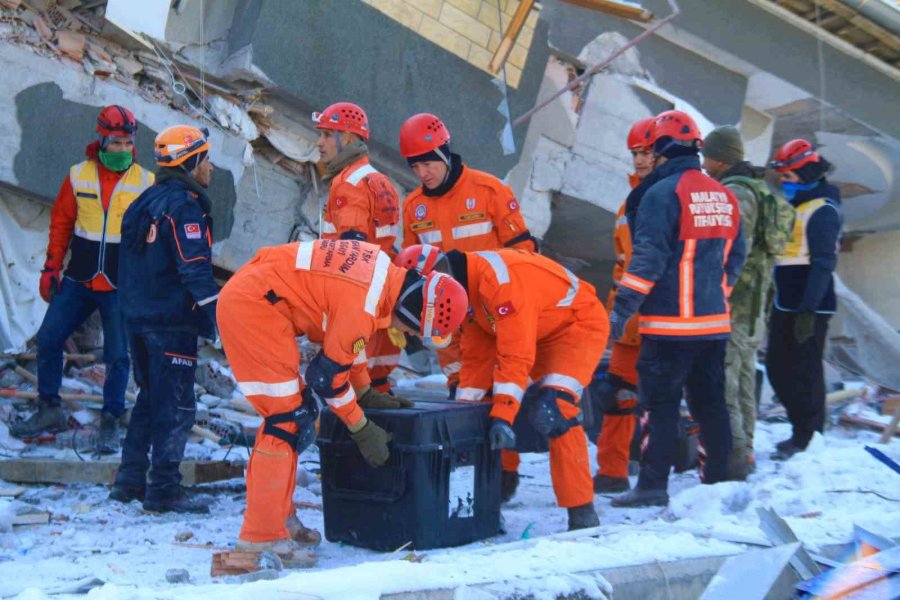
[1,0,898,355]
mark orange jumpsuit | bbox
[322,156,402,392]
[596,179,642,479]
[401,165,534,390]
[455,249,608,507]
[217,240,406,543]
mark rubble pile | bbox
[0,0,318,183]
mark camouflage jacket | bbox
[721,162,795,341]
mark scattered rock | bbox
[165,568,191,584]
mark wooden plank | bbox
[489,0,535,74]
[13,512,50,526]
[0,486,26,497]
[839,414,900,438]
[560,0,653,22]
[0,459,245,485]
[879,406,900,445]
[0,352,95,362]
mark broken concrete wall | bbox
[0,41,317,348]
[838,229,900,329]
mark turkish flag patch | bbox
[184,223,202,239]
[496,301,516,319]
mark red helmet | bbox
[651,110,701,145]
[312,102,370,140]
[770,139,820,173]
[627,117,655,150]
[394,244,444,275]
[97,105,137,137]
[399,113,451,158]
[422,272,467,337]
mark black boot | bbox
[567,502,600,531]
[770,440,805,461]
[593,474,631,493]
[500,470,519,503]
[611,487,669,508]
[94,412,121,455]
[9,404,68,438]
[109,484,146,503]
[143,488,210,514]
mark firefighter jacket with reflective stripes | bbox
[225,240,406,428]
[773,181,842,314]
[118,171,219,338]
[401,162,535,252]
[51,154,153,287]
[605,172,643,347]
[322,156,400,255]
[455,249,606,424]
[614,155,746,340]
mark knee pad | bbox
[528,387,580,439]
[306,351,351,399]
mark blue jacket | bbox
[615,155,746,340]
[118,170,219,337]
[773,180,842,313]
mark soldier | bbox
[701,126,795,478]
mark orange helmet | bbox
[97,105,137,137]
[399,113,451,158]
[312,102,370,140]
[627,117,655,150]
[770,139,819,173]
[154,125,210,168]
[394,244,444,275]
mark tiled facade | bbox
[361,0,540,88]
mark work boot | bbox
[235,538,318,568]
[94,412,120,455]
[9,404,68,438]
[610,487,669,508]
[747,454,757,474]
[286,512,322,547]
[567,502,600,531]
[109,483,145,503]
[500,470,519,503]
[726,449,750,482]
[593,474,631,493]
[770,440,804,461]
[143,488,210,514]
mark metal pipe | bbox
[837,0,900,36]
[512,0,681,127]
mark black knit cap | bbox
[406,143,451,167]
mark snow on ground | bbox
[0,403,898,599]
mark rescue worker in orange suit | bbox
[111,125,218,514]
[593,117,655,494]
[608,111,745,508]
[399,113,537,500]
[11,106,153,453]
[314,102,404,398]
[396,244,606,531]
[217,239,468,559]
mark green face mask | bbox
[99,150,133,172]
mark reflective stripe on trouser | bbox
[366,328,401,392]
[524,302,607,507]
[437,335,462,388]
[597,341,640,477]
[217,282,302,543]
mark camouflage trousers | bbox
[724,327,762,455]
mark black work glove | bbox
[609,307,630,341]
[488,419,516,450]
[793,312,816,345]
[350,419,391,467]
[357,387,414,409]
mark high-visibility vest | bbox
[65,160,153,285]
